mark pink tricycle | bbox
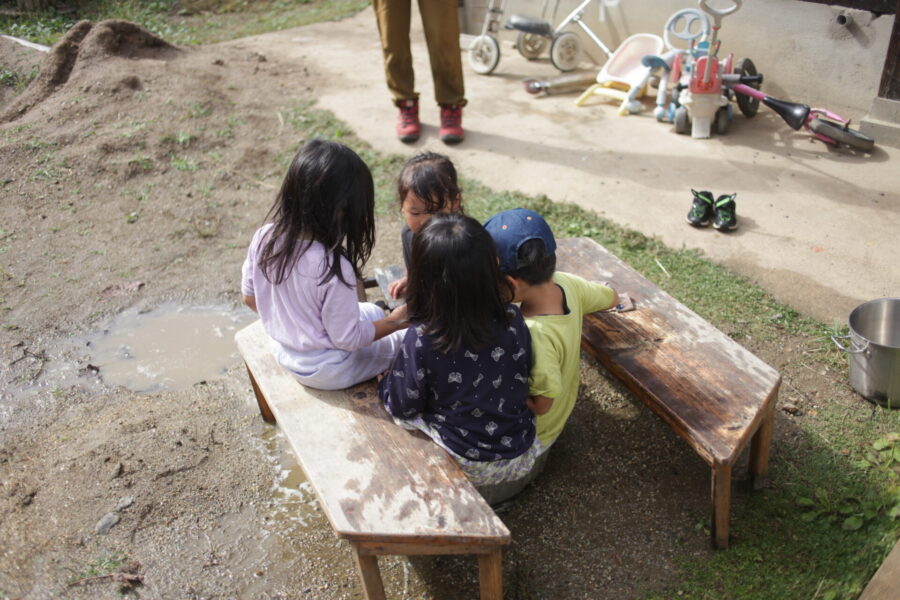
[728,81,875,152]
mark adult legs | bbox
[372,0,416,103]
[417,0,466,106]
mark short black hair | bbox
[406,214,512,353]
[506,238,556,285]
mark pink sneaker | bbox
[439,104,464,144]
[396,99,420,143]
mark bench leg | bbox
[352,546,386,600]
[478,549,503,600]
[245,365,275,424]
[748,406,775,490]
[711,463,732,550]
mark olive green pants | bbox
[372,0,466,106]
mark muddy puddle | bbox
[85,303,256,393]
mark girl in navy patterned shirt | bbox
[377,214,541,504]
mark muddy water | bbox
[88,304,256,392]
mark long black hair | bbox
[259,139,375,286]
[397,152,463,213]
[406,214,513,353]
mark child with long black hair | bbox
[241,139,408,390]
[377,213,541,504]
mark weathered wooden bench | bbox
[235,320,509,600]
[556,237,781,549]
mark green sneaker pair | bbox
[686,190,738,231]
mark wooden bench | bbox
[556,237,781,549]
[235,321,510,600]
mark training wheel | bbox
[550,31,582,72]
[468,35,501,75]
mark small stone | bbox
[782,403,800,415]
[95,512,120,535]
[109,462,123,480]
[115,496,134,511]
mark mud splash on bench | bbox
[87,303,255,392]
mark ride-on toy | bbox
[729,82,875,151]
[672,0,756,138]
[468,0,616,75]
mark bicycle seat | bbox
[506,14,552,36]
[762,97,810,130]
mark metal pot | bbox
[832,298,900,408]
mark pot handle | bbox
[831,335,869,354]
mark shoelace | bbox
[716,203,734,221]
[442,107,461,128]
[399,105,418,127]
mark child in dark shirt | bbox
[377,214,541,504]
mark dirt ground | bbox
[0,19,867,600]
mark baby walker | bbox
[468,0,617,75]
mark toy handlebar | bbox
[699,0,742,22]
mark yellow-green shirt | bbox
[526,272,616,446]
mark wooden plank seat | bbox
[235,320,509,600]
[556,237,782,549]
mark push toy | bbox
[468,0,618,75]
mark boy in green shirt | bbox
[484,209,618,451]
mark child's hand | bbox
[388,276,408,299]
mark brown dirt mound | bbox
[2,20,179,123]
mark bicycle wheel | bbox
[809,118,875,152]
[550,31,581,72]
[516,32,547,60]
[468,35,500,75]
[734,58,760,117]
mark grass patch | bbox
[65,551,127,583]
[0,1,369,46]
[161,131,195,146]
[283,101,900,600]
[170,154,199,172]
[0,66,39,93]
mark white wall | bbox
[461,0,893,118]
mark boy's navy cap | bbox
[484,208,556,273]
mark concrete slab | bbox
[227,7,900,324]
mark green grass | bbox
[65,551,127,583]
[0,66,39,92]
[283,101,899,600]
[0,0,369,47]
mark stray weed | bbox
[162,131,195,146]
[188,102,212,118]
[65,551,127,584]
[170,155,199,172]
[0,66,39,92]
[128,155,153,172]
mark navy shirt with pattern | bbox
[378,305,535,461]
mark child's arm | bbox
[372,303,408,341]
[563,273,618,313]
[243,295,257,313]
[527,395,554,415]
[377,328,426,418]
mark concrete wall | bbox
[461,0,894,119]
